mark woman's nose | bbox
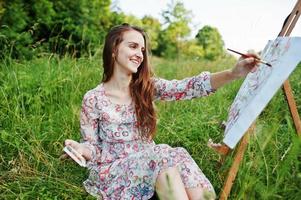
[136,50,143,58]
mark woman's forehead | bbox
[122,30,145,46]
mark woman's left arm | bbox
[210,56,259,90]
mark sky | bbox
[113,0,301,54]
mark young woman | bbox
[64,23,259,200]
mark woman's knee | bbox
[186,187,216,200]
[155,167,189,200]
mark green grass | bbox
[0,55,300,199]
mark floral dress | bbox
[80,72,215,200]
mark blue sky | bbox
[113,0,301,53]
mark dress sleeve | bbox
[153,71,215,101]
[80,91,102,168]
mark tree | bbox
[141,16,161,51]
[123,14,143,27]
[0,1,5,20]
[0,0,33,58]
[156,0,192,58]
[0,0,112,59]
[181,39,204,59]
[195,25,225,60]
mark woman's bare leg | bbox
[186,187,216,200]
[155,167,189,200]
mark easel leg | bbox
[283,80,301,136]
[279,0,301,136]
[219,131,250,200]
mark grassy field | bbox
[0,54,300,200]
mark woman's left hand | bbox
[231,52,260,78]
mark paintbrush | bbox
[227,48,272,67]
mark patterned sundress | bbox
[79,72,216,199]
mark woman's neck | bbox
[105,73,132,92]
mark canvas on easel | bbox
[223,36,301,149]
[209,1,301,199]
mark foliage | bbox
[0,1,5,19]
[0,0,227,62]
[114,14,142,28]
[180,39,205,59]
[141,16,161,51]
[155,0,192,58]
[196,25,225,60]
[0,0,33,59]
[0,0,113,59]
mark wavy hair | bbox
[102,24,156,139]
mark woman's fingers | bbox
[61,139,75,160]
[247,49,260,59]
[65,139,79,147]
[242,57,260,68]
[244,57,255,64]
[64,139,85,155]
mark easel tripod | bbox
[211,1,301,199]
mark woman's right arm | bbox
[79,92,102,163]
[65,91,102,167]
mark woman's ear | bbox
[112,49,117,59]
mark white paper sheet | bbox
[223,37,301,149]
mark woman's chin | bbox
[129,67,139,74]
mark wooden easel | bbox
[211,1,301,199]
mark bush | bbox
[0,0,112,59]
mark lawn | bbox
[0,55,300,199]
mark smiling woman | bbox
[63,23,259,200]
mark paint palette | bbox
[63,145,87,167]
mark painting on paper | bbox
[223,37,301,149]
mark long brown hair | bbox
[102,23,157,139]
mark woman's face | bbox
[114,30,145,75]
